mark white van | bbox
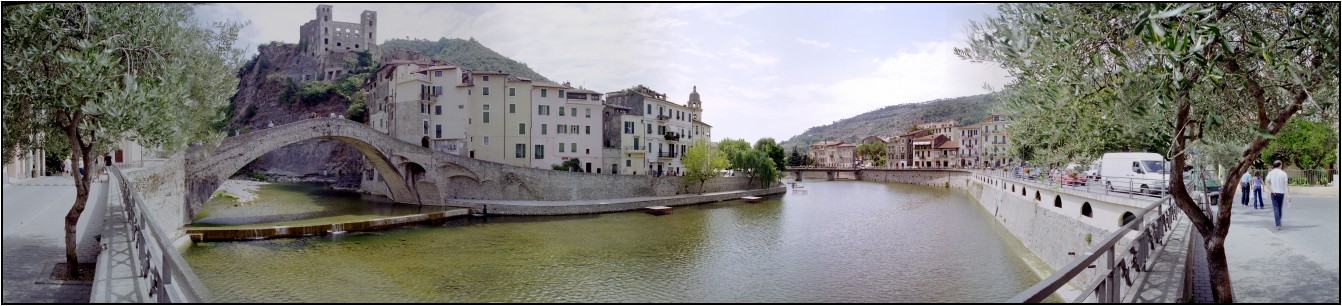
[1099,152,1168,195]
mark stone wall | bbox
[857,169,1148,296]
[121,153,191,247]
[452,186,788,215]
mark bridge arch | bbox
[185,118,424,219]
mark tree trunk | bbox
[1207,235,1234,302]
[62,130,92,278]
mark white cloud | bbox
[826,39,1010,118]
[796,38,832,49]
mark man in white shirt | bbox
[1264,160,1290,230]
[1240,171,1253,206]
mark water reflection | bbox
[185,180,1053,303]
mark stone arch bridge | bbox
[183,118,749,219]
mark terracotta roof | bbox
[531,81,566,88]
[936,142,959,149]
[472,70,510,75]
[838,144,858,147]
[568,88,601,94]
[812,141,843,146]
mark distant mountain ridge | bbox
[380,37,552,82]
[779,94,1000,150]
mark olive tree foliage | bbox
[681,138,729,193]
[2,3,244,276]
[856,143,887,167]
[957,3,1338,302]
[738,149,779,189]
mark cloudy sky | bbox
[196,3,1011,143]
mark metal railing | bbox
[976,169,1187,303]
[109,165,210,303]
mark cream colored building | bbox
[604,85,708,176]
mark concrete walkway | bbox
[1122,211,1193,303]
[2,176,106,303]
[90,177,148,303]
[1224,195,1340,303]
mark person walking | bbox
[1251,172,1265,209]
[1264,160,1290,230]
[1240,170,1253,206]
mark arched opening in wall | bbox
[1011,185,1016,193]
[421,136,430,149]
[1121,212,1137,226]
[1021,187,1026,197]
[1054,195,1062,208]
[1034,191,1041,203]
[1081,202,1093,218]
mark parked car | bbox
[1086,160,1101,180]
[1184,167,1222,205]
[1053,167,1089,186]
[1099,152,1169,196]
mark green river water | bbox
[184,180,1058,303]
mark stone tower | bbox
[298,4,379,79]
[687,86,702,110]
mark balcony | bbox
[663,132,681,142]
[658,151,678,158]
[656,115,671,121]
[623,145,644,153]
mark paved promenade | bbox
[2,176,106,303]
[1225,195,1340,303]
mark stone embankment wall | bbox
[858,169,1138,293]
[120,153,191,248]
[451,185,789,215]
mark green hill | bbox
[380,37,551,82]
[779,94,1000,150]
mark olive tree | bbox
[681,138,728,193]
[2,3,243,276]
[753,137,787,171]
[958,3,1338,302]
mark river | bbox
[183,180,1056,303]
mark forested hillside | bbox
[380,38,551,82]
[779,94,999,150]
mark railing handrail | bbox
[109,165,211,303]
[982,165,1182,303]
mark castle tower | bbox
[360,10,378,58]
[687,86,702,110]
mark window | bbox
[560,144,565,153]
[585,125,591,135]
[483,87,490,95]
[558,124,566,134]
[484,136,490,145]
[535,145,544,159]
[559,90,565,97]
[571,108,577,117]
[541,124,547,135]
[509,87,516,96]
[571,143,576,153]
[459,105,464,109]
[634,137,640,150]
[509,104,515,113]
[647,104,652,114]
[420,103,425,113]
[646,123,652,134]
[560,107,565,116]
[585,108,591,118]
[483,105,490,111]
[483,112,489,123]
[516,144,526,158]
[435,105,441,115]
[519,123,526,134]
[626,160,631,167]
[624,122,634,134]
[423,121,428,134]
[435,125,441,138]
[435,71,443,77]
[541,89,547,97]
[483,76,490,82]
